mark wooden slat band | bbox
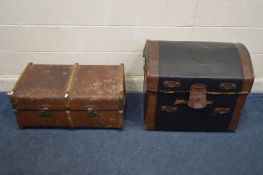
[118,63,125,109]
[144,40,159,130]
[65,111,73,128]
[118,110,124,129]
[228,44,254,132]
[65,63,79,109]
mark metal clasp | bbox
[219,83,237,90]
[163,81,180,88]
[161,106,177,113]
[214,108,230,115]
[39,105,51,117]
[188,84,212,109]
[87,107,99,117]
[7,91,14,96]
[174,84,213,109]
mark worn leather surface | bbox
[12,64,73,110]
[69,65,124,110]
[11,64,125,128]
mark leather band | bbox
[66,110,73,128]
[228,44,254,131]
[118,63,125,109]
[65,63,79,109]
[144,40,159,130]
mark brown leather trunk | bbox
[10,63,125,129]
[143,40,254,132]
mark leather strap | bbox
[144,40,159,130]
[228,44,254,131]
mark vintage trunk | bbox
[10,63,125,129]
[143,40,254,132]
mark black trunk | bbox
[144,40,254,132]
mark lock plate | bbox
[219,83,237,90]
[188,84,210,109]
[163,81,180,88]
[87,107,99,117]
[39,106,51,117]
[161,106,177,113]
[173,84,213,110]
[214,108,230,115]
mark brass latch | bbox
[161,106,177,113]
[87,107,99,117]
[163,81,180,88]
[219,83,237,90]
[188,84,211,109]
[214,108,230,115]
[175,84,213,109]
[39,105,51,117]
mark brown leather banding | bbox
[146,41,159,92]
[235,43,254,92]
[228,43,254,131]
[144,41,159,130]
[65,63,79,128]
